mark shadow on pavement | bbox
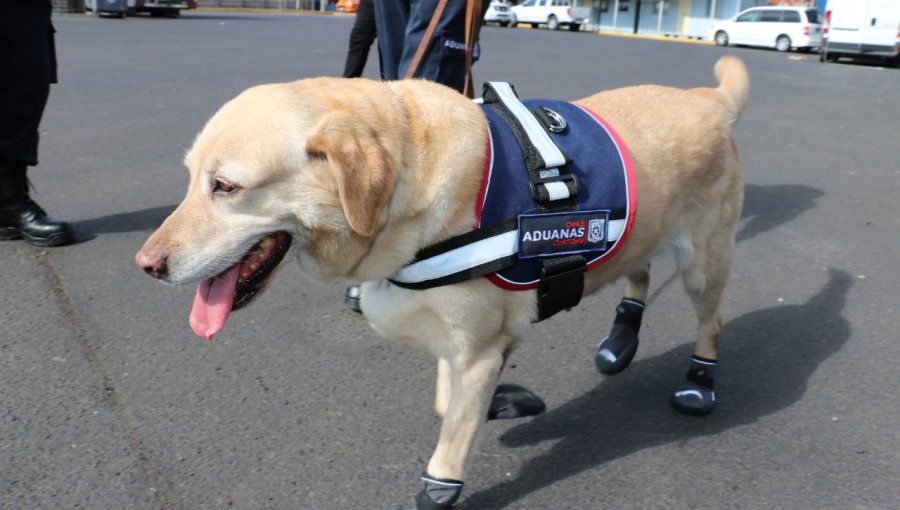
[737,183,824,243]
[72,204,175,243]
[460,268,852,509]
[645,182,823,304]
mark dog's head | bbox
[135,78,403,340]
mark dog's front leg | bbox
[416,348,504,509]
[434,358,451,418]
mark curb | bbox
[594,30,713,45]
[195,6,334,15]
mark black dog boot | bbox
[413,474,463,510]
[0,163,74,247]
[671,355,717,416]
[344,284,362,314]
[595,298,644,375]
[488,383,546,420]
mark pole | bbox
[656,0,664,34]
[612,0,619,29]
[633,0,641,34]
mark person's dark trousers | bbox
[0,0,74,247]
[342,0,378,78]
[374,0,486,94]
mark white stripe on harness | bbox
[487,82,568,172]
[543,181,570,201]
[391,219,627,285]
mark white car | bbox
[711,6,822,52]
[484,1,515,27]
[510,0,590,32]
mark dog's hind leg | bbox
[671,202,739,415]
[595,266,650,375]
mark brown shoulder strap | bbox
[405,0,484,99]
[405,0,450,81]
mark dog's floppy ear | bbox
[305,111,397,237]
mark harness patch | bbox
[518,210,610,259]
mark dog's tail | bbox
[714,56,750,124]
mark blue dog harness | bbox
[390,83,636,320]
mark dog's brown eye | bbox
[213,178,239,195]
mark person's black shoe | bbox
[0,198,74,247]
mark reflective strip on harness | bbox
[392,229,518,285]
[544,180,571,201]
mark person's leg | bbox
[400,0,487,93]
[374,0,411,80]
[342,0,378,78]
[0,2,73,247]
[0,2,56,166]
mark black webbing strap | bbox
[481,83,580,213]
[481,82,586,321]
[537,255,585,321]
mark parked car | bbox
[484,1,514,27]
[335,0,359,13]
[509,0,590,32]
[710,6,822,52]
[820,0,900,65]
[84,0,195,18]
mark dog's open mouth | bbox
[189,231,292,341]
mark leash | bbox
[404,0,483,99]
[463,0,483,99]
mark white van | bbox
[710,6,822,52]
[820,0,900,65]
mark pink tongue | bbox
[189,264,241,342]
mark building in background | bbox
[590,0,826,39]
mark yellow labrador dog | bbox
[136,56,748,509]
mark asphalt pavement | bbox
[1,11,898,510]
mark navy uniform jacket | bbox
[0,0,57,166]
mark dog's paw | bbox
[671,381,716,416]
[488,384,546,420]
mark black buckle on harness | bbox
[529,173,580,204]
[537,255,586,322]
